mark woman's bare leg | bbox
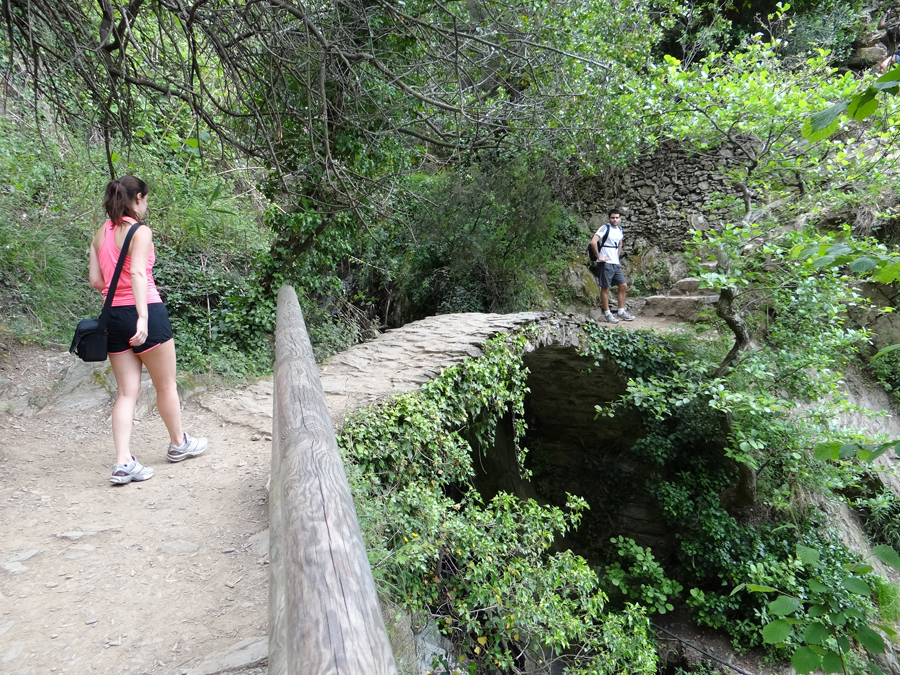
[109,351,144,465]
[138,339,184,446]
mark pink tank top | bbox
[98,219,162,307]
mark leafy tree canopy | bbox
[2,0,658,213]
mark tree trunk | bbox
[712,286,757,509]
[714,286,752,378]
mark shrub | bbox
[603,536,683,614]
[857,490,900,551]
[359,157,581,324]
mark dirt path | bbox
[0,343,270,675]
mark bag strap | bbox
[589,224,614,262]
[599,224,612,249]
[97,221,142,331]
[599,224,624,249]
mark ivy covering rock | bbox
[337,279,900,673]
[339,331,657,673]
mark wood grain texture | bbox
[268,374,287,675]
[270,285,397,675]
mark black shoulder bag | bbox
[70,222,142,362]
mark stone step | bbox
[643,294,719,321]
[667,277,716,296]
[673,277,702,294]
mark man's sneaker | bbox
[167,433,208,463]
[604,310,620,324]
[618,309,636,321]
[110,456,154,484]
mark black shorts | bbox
[598,263,627,289]
[107,303,173,355]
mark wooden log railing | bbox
[269,285,397,675]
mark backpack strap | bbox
[588,223,616,262]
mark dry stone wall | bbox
[570,139,749,252]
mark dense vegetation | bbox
[7,0,900,672]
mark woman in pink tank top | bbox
[88,176,209,485]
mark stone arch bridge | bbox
[204,310,675,558]
[203,310,666,435]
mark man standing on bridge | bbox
[590,208,635,323]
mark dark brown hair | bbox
[103,176,149,226]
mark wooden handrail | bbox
[269,285,397,675]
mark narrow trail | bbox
[0,309,692,675]
[0,344,270,675]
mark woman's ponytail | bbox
[103,175,149,226]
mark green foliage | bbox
[575,219,900,659]
[670,663,722,675]
[359,158,582,322]
[152,244,274,379]
[674,210,900,672]
[0,115,99,339]
[803,68,900,142]
[857,490,900,551]
[603,536,683,614]
[792,232,900,288]
[649,39,874,215]
[872,575,900,625]
[735,542,900,674]
[688,221,870,462]
[584,322,688,379]
[0,96,278,375]
[655,0,733,67]
[779,0,860,62]
[625,253,675,296]
[339,331,658,673]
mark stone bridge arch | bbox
[320,311,608,426]
[318,311,671,560]
[201,310,678,558]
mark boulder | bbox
[562,261,602,306]
[44,359,114,412]
[380,598,418,674]
[44,357,158,418]
[185,636,267,675]
[849,282,900,350]
[848,44,888,67]
[686,214,708,231]
[672,277,707,295]
[0,378,35,416]
[854,29,887,48]
[643,294,719,321]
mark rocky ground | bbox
[0,342,271,675]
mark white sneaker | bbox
[109,456,154,484]
[167,433,208,463]
[604,311,620,324]
[618,309,635,321]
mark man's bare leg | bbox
[601,287,610,312]
[617,283,628,312]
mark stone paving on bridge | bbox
[198,309,688,434]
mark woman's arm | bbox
[127,227,153,347]
[88,229,105,291]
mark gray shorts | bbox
[597,263,627,289]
